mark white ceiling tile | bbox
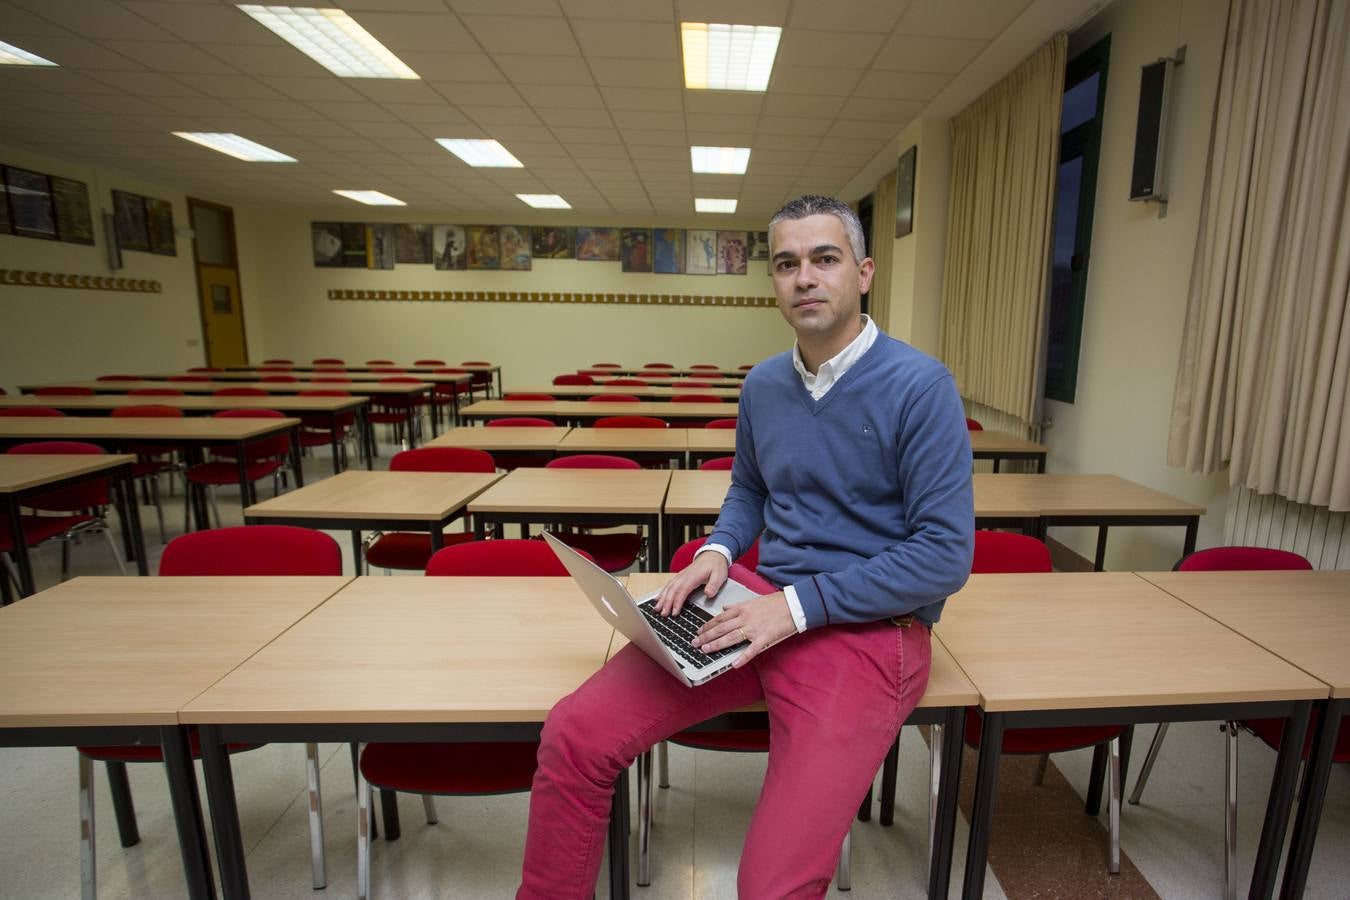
[450,0,562,14]
[460,105,544,125]
[84,69,203,97]
[494,54,593,85]
[508,141,572,159]
[517,83,605,108]
[677,0,789,26]
[551,125,620,143]
[775,30,886,70]
[896,0,1032,40]
[874,34,987,73]
[610,109,684,131]
[7,0,176,40]
[459,15,580,55]
[686,112,759,133]
[769,66,861,95]
[838,96,925,121]
[347,121,426,140]
[226,97,324,120]
[280,119,360,138]
[559,0,671,21]
[431,82,527,106]
[589,57,678,88]
[756,115,833,136]
[68,93,172,116]
[399,51,505,82]
[830,118,899,140]
[122,3,283,45]
[788,0,910,32]
[477,124,553,141]
[571,20,677,59]
[257,76,368,102]
[102,40,239,74]
[536,107,613,128]
[628,145,688,162]
[305,100,401,123]
[753,134,820,150]
[761,93,846,117]
[599,86,682,111]
[0,1,75,37]
[621,128,688,146]
[355,12,482,52]
[9,35,145,70]
[683,92,762,115]
[171,73,286,100]
[568,143,631,160]
[386,103,472,124]
[686,129,755,145]
[150,95,245,116]
[199,44,330,77]
[853,70,951,100]
[348,80,445,105]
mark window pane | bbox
[1045,155,1083,391]
[1061,73,1099,132]
[191,204,231,266]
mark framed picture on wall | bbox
[49,176,94,245]
[467,225,500,269]
[395,224,433,264]
[748,230,770,261]
[717,231,748,275]
[0,170,11,235]
[366,224,396,269]
[433,225,466,270]
[685,229,717,275]
[620,228,652,272]
[575,227,618,261]
[531,226,573,258]
[500,225,532,270]
[112,190,150,251]
[895,145,917,238]
[5,166,57,240]
[145,196,176,255]
[653,228,684,274]
[312,222,345,267]
[338,222,367,267]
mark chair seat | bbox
[298,429,346,448]
[79,731,258,762]
[0,514,94,550]
[360,741,539,795]
[964,708,1124,754]
[186,459,283,485]
[1245,715,1350,762]
[365,530,475,570]
[548,531,642,572]
[671,729,770,752]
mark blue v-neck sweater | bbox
[708,334,974,628]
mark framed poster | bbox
[717,230,748,274]
[531,226,573,258]
[685,229,717,275]
[145,196,176,255]
[394,224,433,264]
[112,189,150,252]
[49,176,94,245]
[466,225,500,269]
[5,166,56,240]
[0,170,10,235]
[433,225,466,270]
[366,224,395,269]
[338,222,367,267]
[748,230,770,261]
[499,225,532,270]
[652,228,684,274]
[895,145,916,238]
[312,222,345,267]
[620,228,652,272]
[575,226,618,261]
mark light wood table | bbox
[515,384,741,400]
[0,454,145,599]
[974,473,1205,569]
[181,576,617,899]
[935,572,1326,899]
[0,416,304,530]
[558,426,688,467]
[469,468,672,569]
[579,367,749,379]
[969,430,1049,472]
[460,399,734,426]
[0,575,350,900]
[243,470,502,573]
[593,375,745,387]
[1140,570,1350,898]
[685,427,736,464]
[426,425,571,452]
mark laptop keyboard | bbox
[638,600,747,668]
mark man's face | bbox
[769,214,874,341]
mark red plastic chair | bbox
[668,534,759,572]
[429,368,475,427]
[553,373,595,386]
[296,389,357,469]
[313,376,352,383]
[486,417,554,428]
[642,363,675,369]
[595,415,667,429]
[314,367,347,373]
[184,409,291,529]
[698,456,734,471]
[671,394,720,403]
[965,417,983,431]
[214,387,268,397]
[34,386,94,396]
[110,405,186,542]
[368,377,427,451]
[548,454,641,470]
[1177,546,1313,572]
[77,525,340,894]
[127,388,184,396]
[0,407,64,417]
[313,358,345,365]
[590,363,622,369]
[460,361,494,397]
[689,365,720,370]
[605,378,650,386]
[363,448,496,573]
[261,359,294,365]
[705,418,738,429]
[366,359,395,365]
[737,364,754,371]
[414,359,446,366]
[587,394,641,403]
[543,455,645,571]
[352,537,583,898]
[485,417,557,467]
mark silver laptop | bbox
[543,533,758,686]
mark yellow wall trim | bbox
[327,288,777,308]
[0,269,162,293]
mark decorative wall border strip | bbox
[0,269,162,293]
[327,288,775,308]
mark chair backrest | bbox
[460,360,491,366]
[214,408,289,458]
[671,394,721,403]
[111,404,184,418]
[671,535,760,572]
[689,365,720,370]
[366,359,395,365]
[546,454,642,470]
[169,375,213,382]
[313,358,345,365]
[7,441,110,509]
[591,363,622,369]
[698,456,735,470]
[705,418,738,429]
[605,378,650,386]
[642,363,674,369]
[971,530,1053,574]
[9,440,104,454]
[588,394,640,403]
[0,407,64,417]
[486,417,554,427]
[505,393,556,401]
[259,374,299,382]
[160,525,341,575]
[214,387,269,396]
[262,359,294,365]
[34,386,94,396]
[595,415,666,428]
[965,417,983,431]
[414,359,447,366]
[553,373,595,385]
[390,446,496,473]
[737,364,754,371]
[1176,546,1313,571]
[425,539,591,576]
[97,375,142,381]
[127,388,184,396]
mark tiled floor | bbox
[1,444,1346,898]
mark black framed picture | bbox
[620,228,652,272]
[112,189,150,252]
[145,196,176,255]
[5,166,57,240]
[653,228,684,273]
[531,226,573,259]
[394,224,433,264]
[500,225,531,270]
[0,171,10,235]
[49,176,94,245]
[895,145,917,238]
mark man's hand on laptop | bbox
[692,593,796,668]
[653,549,728,617]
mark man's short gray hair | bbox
[768,195,867,263]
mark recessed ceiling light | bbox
[681,23,781,91]
[172,132,297,162]
[517,194,571,209]
[436,139,524,168]
[0,40,57,66]
[695,198,738,213]
[691,146,750,174]
[333,190,406,206]
[237,5,419,79]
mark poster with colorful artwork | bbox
[499,225,532,270]
[575,227,618,261]
[748,231,770,261]
[531,226,573,258]
[620,228,652,272]
[467,225,500,269]
[432,225,465,270]
[685,229,717,275]
[395,224,433,264]
[717,231,748,275]
[653,228,684,274]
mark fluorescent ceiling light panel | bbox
[681,22,781,91]
[695,198,738,213]
[517,194,571,209]
[333,190,405,206]
[691,146,750,174]
[436,139,524,168]
[173,132,297,162]
[238,5,419,79]
[0,40,58,66]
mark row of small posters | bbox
[312,223,770,275]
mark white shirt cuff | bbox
[694,543,733,567]
[782,585,808,633]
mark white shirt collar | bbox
[792,315,878,400]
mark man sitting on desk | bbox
[518,195,975,898]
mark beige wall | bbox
[882,118,952,356]
[234,207,792,388]
[0,144,205,391]
[1044,0,1233,568]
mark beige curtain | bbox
[868,170,897,334]
[1168,0,1349,511]
[938,35,1066,427]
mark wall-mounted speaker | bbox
[1129,47,1186,204]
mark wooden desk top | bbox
[462,400,734,419]
[934,572,1326,712]
[426,426,572,451]
[557,428,688,453]
[0,416,301,441]
[156,371,470,385]
[594,376,745,387]
[226,363,499,373]
[0,577,350,728]
[665,470,731,514]
[685,430,737,453]
[974,474,1205,516]
[517,385,741,400]
[968,431,1049,454]
[579,368,747,378]
[26,380,431,396]
[245,470,502,521]
[469,468,671,515]
[179,577,610,724]
[0,454,137,493]
[971,477,1040,519]
[1140,571,1350,698]
[682,430,1042,456]
[0,395,366,414]
[622,572,979,708]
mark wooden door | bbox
[188,198,249,367]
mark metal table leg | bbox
[199,724,249,899]
[1280,699,1345,898]
[929,705,965,900]
[5,494,36,597]
[1250,701,1310,898]
[961,710,1004,899]
[161,725,220,900]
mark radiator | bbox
[1224,486,1349,570]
